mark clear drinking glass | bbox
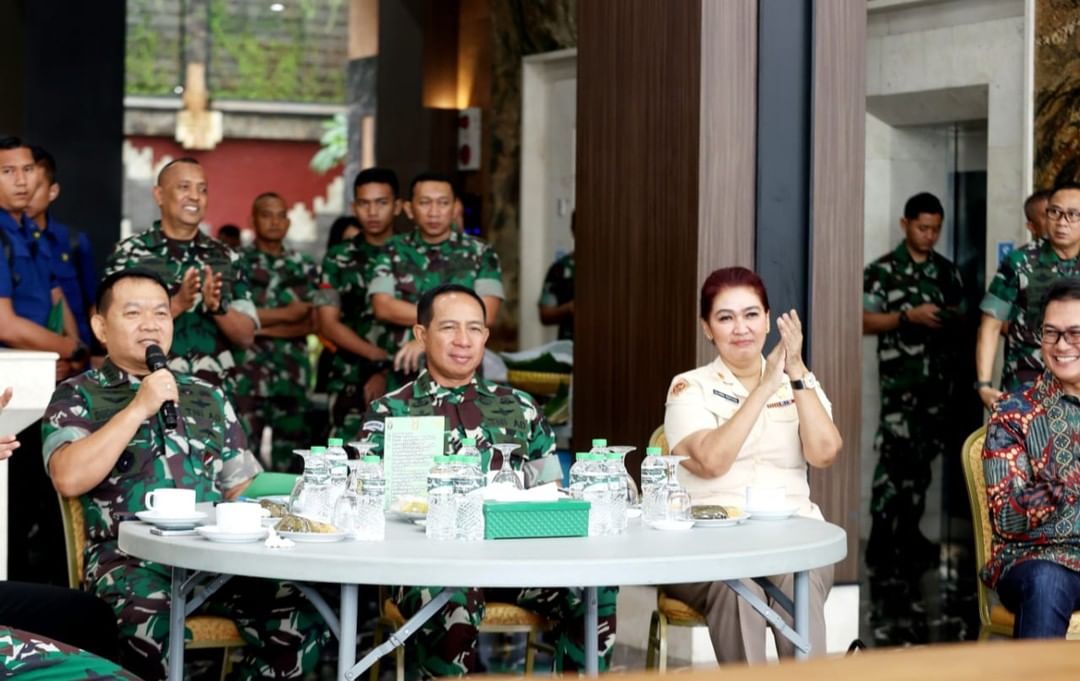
[333,460,363,535]
[289,448,332,521]
[490,443,523,490]
[607,445,640,507]
[659,455,692,522]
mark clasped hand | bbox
[763,310,808,393]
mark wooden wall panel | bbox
[696,0,758,365]
[809,0,866,584]
[575,0,702,453]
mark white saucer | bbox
[277,530,348,543]
[136,510,208,529]
[649,519,695,532]
[195,525,268,543]
[694,514,750,528]
[745,506,799,520]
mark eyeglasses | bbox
[1046,206,1080,224]
[1038,326,1080,345]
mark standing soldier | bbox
[103,157,257,392]
[863,192,965,572]
[42,269,326,680]
[233,192,317,471]
[369,171,503,378]
[976,183,1080,406]
[315,169,398,442]
[538,211,576,341]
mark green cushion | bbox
[243,472,298,498]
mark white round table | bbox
[119,516,846,680]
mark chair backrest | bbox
[959,426,992,629]
[56,493,86,590]
[648,425,669,455]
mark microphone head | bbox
[145,344,167,371]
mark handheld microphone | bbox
[145,344,178,429]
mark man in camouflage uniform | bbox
[233,192,317,471]
[357,284,615,678]
[315,168,399,442]
[369,171,503,380]
[41,270,327,681]
[1,627,139,680]
[863,192,965,572]
[104,158,258,393]
[538,211,575,341]
[977,183,1080,407]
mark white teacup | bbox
[746,485,786,511]
[144,488,196,517]
[215,502,263,533]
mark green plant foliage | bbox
[310,113,347,174]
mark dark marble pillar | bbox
[1034,1,1080,187]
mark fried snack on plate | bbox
[276,514,339,534]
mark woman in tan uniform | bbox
[663,266,842,663]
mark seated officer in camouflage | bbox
[369,171,503,378]
[357,283,616,678]
[42,269,327,681]
[104,157,258,393]
[977,183,1080,407]
[316,168,399,441]
[233,192,318,471]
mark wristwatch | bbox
[210,298,229,316]
[791,372,818,390]
[974,380,994,391]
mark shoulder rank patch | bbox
[670,379,690,397]
[362,420,385,432]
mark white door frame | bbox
[519,48,577,350]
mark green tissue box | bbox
[483,499,590,540]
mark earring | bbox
[705,335,714,342]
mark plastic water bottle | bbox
[354,455,386,541]
[640,446,666,523]
[300,446,333,522]
[572,454,608,537]
[589,439,612,535]
[606,452,628,534]
[426,456,456,540]
[326,438,350,487]
[454,451,486,541]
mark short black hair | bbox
[354,167,399,198]
[252,192,284,208]
[96,268,171,314]
[903,192,944,221]
[410,171,457,199]
[326,216,361,251]
[1044,277,1080,306]
[156,157,201,185]
[217,224,241,239]
[1050,182,1080,204]
[1024,189,1053,222]
[0,136,27,151]
[416,283,487,327]
[30,145,57,183]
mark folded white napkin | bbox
[264,525,294,549]
[483,482,561,503]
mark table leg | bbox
[168,566,187,681]
[794,570,810,660]
[338,584,359,681]
[346,588,455,681]
[584,586,598,676]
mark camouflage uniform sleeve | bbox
[863,261,886,313]
[367,248,397,299]
[226,249,260,329]
[512,388,560,487]
[539,261,560,307]
[474,243,505,300]
[313,251,342,308]
[40,380,92,473]
[355,398,393,458]
[102,238,135,278]
[302,254,320,303]
[215,388,263,490]
[980,250,1022,321]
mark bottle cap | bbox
[310,446,327,454]
[461,438,477,446]
[328,438,344,447]
[591,438,607,447]
[646,447,662,455]
[606,452,622,460]
[362,455,380,463]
